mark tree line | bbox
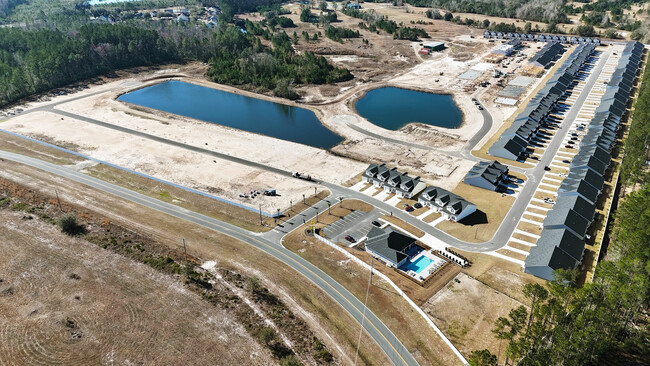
[0,1,354,106]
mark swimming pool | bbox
[401,255,434,274]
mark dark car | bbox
[570,137,578,141]
[562,160,571,164]
[414,202,423,209]
[371,220,382,227]
[404,205,413,212]
[544,166,551,171]
[345,235,356,243]
[565,145,574,149]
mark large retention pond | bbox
[355,87,463,130]
[118,80,343,149]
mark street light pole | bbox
[328,202,331,215]
[339,196,343,208]
[259,204,263,226]
[290,200,293,211]
[303,193,305,204]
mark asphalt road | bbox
[2,48,607,255]
[0,150,419,366]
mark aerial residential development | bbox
[1,1,648,366]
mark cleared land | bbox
[0,159,390,366]
[0,210,275,365]
[423,272,525,359]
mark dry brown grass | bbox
[423,211,442,223]
[380,215,425,238]
[0,210,275,365]
[423,272,525,360]
[0,131,85,165]
[0,159,390,366]
[282,224,461,365]
[436,182,515,243]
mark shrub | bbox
[57,213,84,235]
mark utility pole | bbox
[277,208,280,221]
[290,200,293,211]
[354,256,374,366]
[315,209,319,223]
[314,187,317,197]
[182,238,188,263]
[339,196,343,208]
[55,189,62,212]
[303,193,305,204]
[328,202,331,215]
[259,204,263,226]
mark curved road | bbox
[0,150,418,366]
[2,48,606,255]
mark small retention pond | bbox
[355,87,463,130]
[118,80,343,149]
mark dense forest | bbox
[406,0,570,24]
[0,0,24,17]
[0,0,353,106]
[469,59,650,366]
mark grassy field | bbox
[0,159,391,366]
[436,175,524,242]
[0,210,275,365]
[381,214,425,238]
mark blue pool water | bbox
[118,80,344,149]
[401,255,434,274]
[355,87,463,130]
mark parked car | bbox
[565,145,574,149]
[570,137,578,141]
[345,235,356,243]
[371,220,382,227]
[414,202,422,209]
[404,205,413,212]
[543,197,555,204]
[562,160,571,164]
[544,166,551,171]
[478,105,484,110]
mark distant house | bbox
[177,14,189,22]
[347,2,361,9]
[418,187,476,222]
[362,163,426,198]
[463,160,509,191]
[206,20,218,29]
[422,41,444,52]
[150,11,157,17]
[365,226,417,267]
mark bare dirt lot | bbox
[0,210,274,365]
[423,272,525,359]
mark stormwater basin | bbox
[118,80,343,149]
[355,87,463,130]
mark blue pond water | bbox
[355,87,463,130]
[400,255,434,274]
[118,81,343,149]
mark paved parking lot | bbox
[321,209,382,246]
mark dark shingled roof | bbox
[365,226,416,265]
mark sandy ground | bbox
[1,110,319,213]
[0,12,549,210]
[422,272,525,359]
[0,210,273,365]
